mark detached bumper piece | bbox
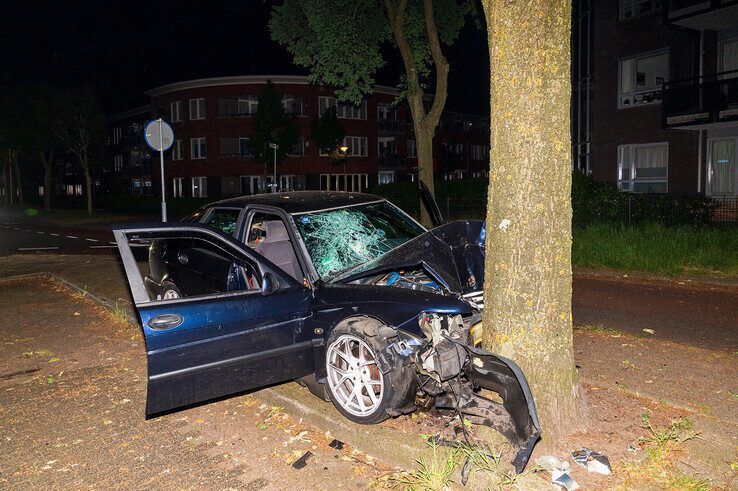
[421,334,541,473]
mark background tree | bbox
[310,107,345,163]
[270,0,473,226]
[52,87,106,215]
[250,80,299,191]
[29,86,63,212]
[0,87,31,209]
[481,0,586,438]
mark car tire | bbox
[160,280,182,300]
[324,318,416,424]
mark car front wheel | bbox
[325,321,415,424]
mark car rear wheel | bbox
[325,320,415,424]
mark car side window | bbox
[125,231,261,302]
[245,212,305,282]
[201,208,241,236]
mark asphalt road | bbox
[0,219,117,255]
[1,216,735,351]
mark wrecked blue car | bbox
[114,191,541,472]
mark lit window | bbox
[618,143,668,193]
[619,51,668,107]
[470,145,489,160]
[192,176,207,197]
[189,98,206,120]
[190,137,207,159]
[378,171,395,185]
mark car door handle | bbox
[148,314,183,330]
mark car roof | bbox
[207,191,386,214]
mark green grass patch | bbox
[572,223,738,277]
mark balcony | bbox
[379,152,407,171]
[662,70,738,128]
[665,0,738,29]
[377,118,405,134]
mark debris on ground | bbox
[571,447,612,475]
[291,451,313,470]
[552,469,580,491]
[642,328,655,334]
[328,439,344,450]
[536,455,580,490]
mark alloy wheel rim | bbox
[326,334,384,417]
[162,288,179,300]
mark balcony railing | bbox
[377,118,405,133]
[379,152,407,171]
[662,69,738,127]
[665,0,738,28]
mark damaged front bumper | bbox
[388,314,541,473]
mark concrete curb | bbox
[7,271,433,471]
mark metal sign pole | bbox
[158,118,167,222]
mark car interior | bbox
[246,213,304,282]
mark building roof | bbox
[209,191,385,214]
[144,75,402,97]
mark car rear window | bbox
[201,208,241,235]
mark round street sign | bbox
[144,119,174,152]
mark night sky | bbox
[2,0,489,115]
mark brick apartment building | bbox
[107,75,490,199]
[573,0,738,198]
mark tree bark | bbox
[40,150,54,212]
[414,125,435,224]
[481,0,586,438]
[82,156,92,215]
[12,154,24,209]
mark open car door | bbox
[419,180,444,227]
[114,224,315,417]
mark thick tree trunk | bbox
[414,124,436,227]
[481,0,586,438]
[12,155,24,209]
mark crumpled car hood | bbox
[331,220,485,294]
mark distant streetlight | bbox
[268,142,278,193]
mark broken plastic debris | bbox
[328,439,344,450]
[534,455,569,473]
[291,451,312,470]
[642,328,655,334]
[571,447,612,475]
[552,470,580,491]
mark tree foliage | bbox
[271,0,474,225]
[250,80,300,169]
[310,107,345,162]
[270,0,471,105]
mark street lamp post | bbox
[268,142,278,193]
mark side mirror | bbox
[261,271,279,296]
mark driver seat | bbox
[254,220,302,281]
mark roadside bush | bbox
[92,195,211,219]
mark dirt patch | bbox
[0,278,389,489]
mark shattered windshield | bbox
[294,201,425,279]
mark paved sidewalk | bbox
[1,254,736,486]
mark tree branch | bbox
[423,0,450,127]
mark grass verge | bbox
[572,223,738,277]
